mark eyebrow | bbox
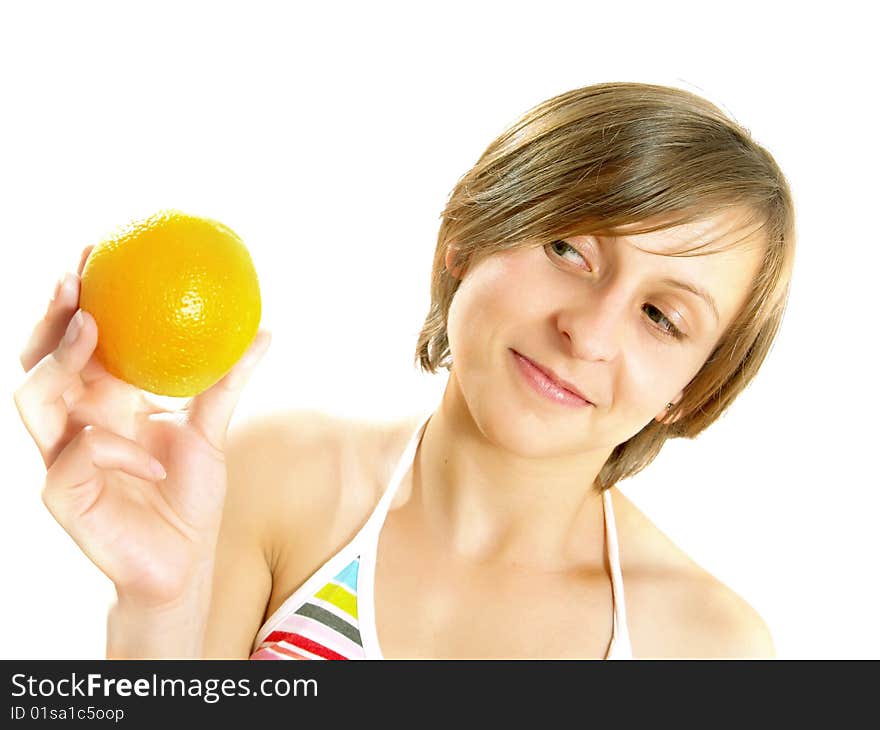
[659,278,720,325]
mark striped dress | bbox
[249,409,633,660]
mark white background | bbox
[1,0,877,660]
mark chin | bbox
[470,390,591,459]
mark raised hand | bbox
[14,245,271,612]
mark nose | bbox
[555,286,628,363]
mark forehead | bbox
[600,208,765,258]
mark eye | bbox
[546,240,591,270]
[643,304,685,341]
[547,240,686,342]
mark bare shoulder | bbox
[610,489,776,660]
[224,407,421,608]
[224,407,406,552]
[229,409,422,553]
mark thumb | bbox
[185,329,272,454]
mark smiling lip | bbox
[511,350,593,408]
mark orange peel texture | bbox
[80,209,262,397]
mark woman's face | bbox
[445,210,765,458]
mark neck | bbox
[411,370,614,573]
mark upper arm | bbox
[201,409,350,658]
[201,412,280,658]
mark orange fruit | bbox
[79,209,262,397]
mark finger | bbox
[185,329,272,455]
[20,272,81,373]
[78,245,95,276]
[43,424,166,523]
[13,309,99,468]
[20,242,91,373]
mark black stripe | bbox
[295,602,363,646]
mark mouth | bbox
[510,349,594,408]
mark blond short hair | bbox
[414,82,796,491]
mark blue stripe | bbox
[333,558,359,592]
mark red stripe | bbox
[264,630,349,660]
[268,643,313,660]
[250,647,285,660]
[251,643,313,660]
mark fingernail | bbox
[59,273,78,304]
[248,338,271,368]
[150,459,167,480]
[63,311,83,346]
[254,334,271,359]
[242,334,270,364]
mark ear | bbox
[654,394,684,424]
[445,244,464,279]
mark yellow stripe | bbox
[314,582,358,620]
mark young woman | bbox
[14,82,795,659]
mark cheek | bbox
[621,349,708,422]
[447,255,523,361]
